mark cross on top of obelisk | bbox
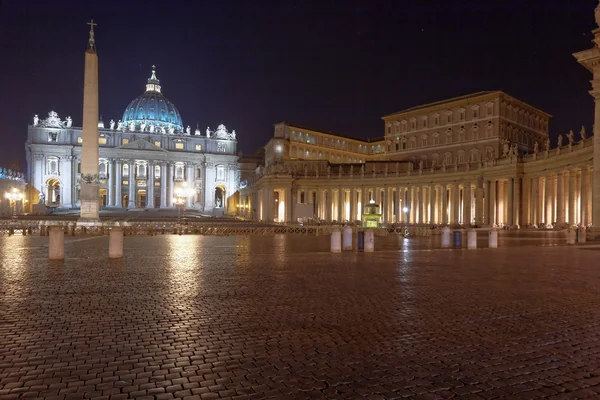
[87,19,97,50]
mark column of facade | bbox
[452,184,460,225]
[428,184,434,224]
[356,188,363,221]
[405,186,412,224]
[440,185,448,225]
[568,169,576,225]
[462,183,471,226]
[531,177,538,226]
[490,180,497,226]
[514,177,521,227]
[114,159,122,208]
[545,176,552,225]
[497,180,505,225]
[475,180,483,226]
[159,162,167,208]
[581,168,588,226]
[556,172,564,224]
[60,156,73,208]
[107,159,115,207]
[186,163,194,208]
[285,187,293,222]
[147,162,155,208]
[167,162,174,208]
[587,167,593,226]
[128,160,136,208]
[506,178,514,227]
[483,180,490,225]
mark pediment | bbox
[119,139,166,151]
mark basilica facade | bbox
[25,68,239,214]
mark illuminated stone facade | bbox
[25,68,239,215]
[239,91,593,230]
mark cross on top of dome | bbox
[146,66,161,93]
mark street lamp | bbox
[5,188,23,220]
[173,182,195,224]
[402,206,410,238]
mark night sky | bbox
[0,0,597,171]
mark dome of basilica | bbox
[121,66,183,134]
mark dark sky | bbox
[0,0,597,170]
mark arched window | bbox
[122,164,129,177]
[458,151,466,164]
[155,165,161,179]
[470,149,480,163]
[445,152,452,165]
[47,157,59,175]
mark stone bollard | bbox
[488,228,498,248]
[109,227,124,259]
[48,226,65,260]
[342,226,353,251]
[365,229,374,253]
[467,229,477,250]
[578,226,587,244]
[330,228,342,253]
[357,231,365,252]
[453,231,462,248]
[441,227,451,248]
[566,228,576,245]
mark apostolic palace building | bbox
[16,4,600,236]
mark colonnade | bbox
[244,164,593,227]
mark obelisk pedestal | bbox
[79,20,100,222]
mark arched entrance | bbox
[122,195,128,208]
[137,190,147,208]
[45,178,61,206]
[214,186,225,208]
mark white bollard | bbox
[488,228,498,249]
[48,226,65,260]
[467,229,477,250]
[330,228,342,253]
[578,227,587,244]
[365,229,375,253]
[342,226,353,251]
[441,227,451,248]
[109,227,124,259]
[566,228,576,245]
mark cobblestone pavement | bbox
[1,234,600,399]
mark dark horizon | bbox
[0,0,597,171]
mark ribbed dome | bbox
[121,66,183,133]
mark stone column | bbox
[115,159,122,208]
[326,190,332,221]
[545,176,553,225]
[338,188,344,222]
[186,163,194,208]
[128,160,136,208]
[441,185,448,225]
[498,180,505,225]
[483,180,490,225]
[568,170,576,225]
[513,177,520,227]
[557,172,564,224]
[490,180,496,226]
[285,187,293,222]
[428,184,434,224]
[507,178,514,227]
[406,186,412,224]
[463,183,472,226]
[531,177,538,226]
[107,159,115,207]
[147,162,155,208]
[167,162,174,208]
[60,155,73,208]
[475,180,483,226]
[452,184,460,225]
[581,167,588,225]
[160,162,167,208]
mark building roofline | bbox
[381,90,552,119]
[273,121,385,144]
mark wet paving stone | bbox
[0,233,599,399]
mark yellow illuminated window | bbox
[122,139,129,145]
[123,180,128,185]
[175,142,184,149]
[98,137,107,145]
[77,136,83,143]
[195,144,202,151]
[154,141,161,147]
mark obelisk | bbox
[79,19,100,221]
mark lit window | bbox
[154,141,161,148]
[98,137,107,145]
[195,144,202,151]
[77,136,83,143]
[175,142,184,149]
[122,139,129,145]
